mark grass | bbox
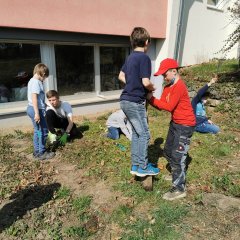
[0,59,240,239]
[182,59,239,81]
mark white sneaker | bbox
[162,187,186,201]
[163,174,172,181]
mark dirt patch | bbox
[202,193,240,211]
[182,193,240,240]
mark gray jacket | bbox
[106,110,132,140]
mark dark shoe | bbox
[38,151,55,160]
[162,187,186,201]
[33,152,39,159]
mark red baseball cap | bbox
[154,58,179,76]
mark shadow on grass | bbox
[0,183,61,233]
[78,125,89,134]
[148,137,164,164]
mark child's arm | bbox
[149,93,180,112]
[118,71,126,84]
[32,93,40,123]
[191,77,218,110]
[66,115,74,134]
[142,78,155,91]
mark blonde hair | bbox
[33,63,49,78]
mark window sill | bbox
[207,5,224,12]
[0,90,121,116]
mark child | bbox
[106,109,132,141]
[46,90,79,144]
[148,58,196,200]
[119,27,160,177]
[26,63,55,160]
[191,77,220,134]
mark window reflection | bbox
[0,43,40,103]
[100,47,126,91]
[55,45,94,96]
[207,0,219,6]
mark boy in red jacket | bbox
[148,58,196,201]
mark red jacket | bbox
[150,79,196,126]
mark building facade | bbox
[0,0,238,128]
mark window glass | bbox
[207,0,219,6]
[55,45,94,96]
[100,47,126,91]
[0,43,40,103]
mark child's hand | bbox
[34,113,40,123]
[209,75,218,86]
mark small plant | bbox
[65,226,90,238]
[213,144,231,157]
[47,222,63,240]
[5,225,21,237]
[212,173,240,197]
[54,186,71,199]
[14,129,26,139]
[111,204,133,226]
[72,195,92,214]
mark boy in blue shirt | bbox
[119,27,160,177]
[27,63,55,160]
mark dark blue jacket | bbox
[191,84,209,125]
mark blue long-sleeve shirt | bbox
[191,84,209,125]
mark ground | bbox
[0,108,239,240]
[0,61,240,239]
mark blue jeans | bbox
[27,106,48,155]
[107,127,120,140]
[195,121,220,134]
[120,100,150,169]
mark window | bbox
[100,47,126,91]
[207,0,220,6]
[55,45,94,96]
[0,43,41,103]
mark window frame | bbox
[0,39,129,114]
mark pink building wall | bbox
[0,0,167,38]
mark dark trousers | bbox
[45,109,76,137]
[164,121,194,191]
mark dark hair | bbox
[46,90,59,99]
[130,27,151,49]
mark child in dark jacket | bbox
[191,77,220,134]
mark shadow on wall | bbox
[0,183,61,233]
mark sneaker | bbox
[33,152,40,159]
[136,165,160,177]
[163,174,172,181]
[130,165,138,175]
[37,151,55,160]
[148,162,157,168]
[162,187,186,201]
